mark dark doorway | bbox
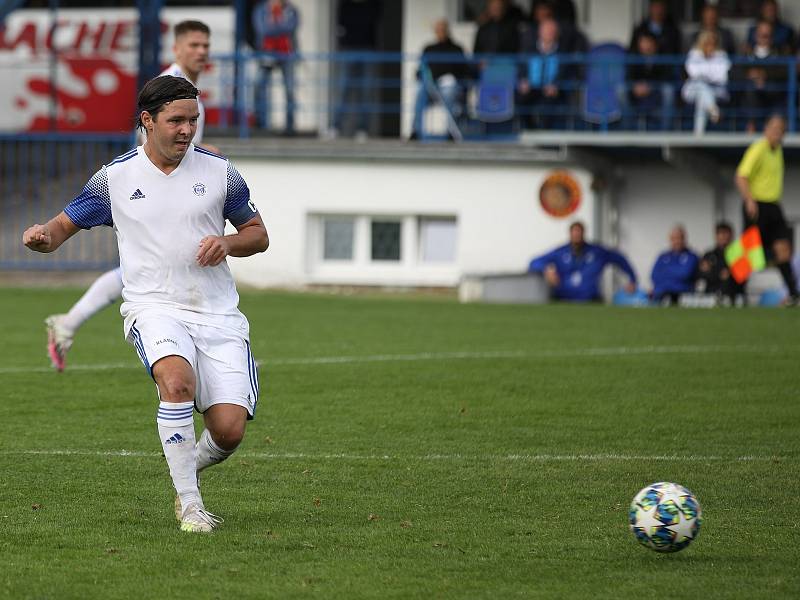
[332,0,403,138]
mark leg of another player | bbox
[196,404,248,473]
[46,267,123,370]
[773,238,799,302]
[152,356,207,526]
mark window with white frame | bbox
[314,213,458,267]
[322,217,356,260]
[370,220,402,262]
[419,217,457,263]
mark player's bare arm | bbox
[22,211,80,253]
[196,215,269,267]
[734,174,758,219]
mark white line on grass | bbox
[1,449,789,462]
[0,344,787,375]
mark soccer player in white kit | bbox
[45,20,219,371]
[23,75,269,533]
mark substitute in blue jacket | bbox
[651,225,700,303]
[528,222,637,301]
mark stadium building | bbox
[3,0,800,301]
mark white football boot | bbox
[179,504,222,533]
[45,314,74,372]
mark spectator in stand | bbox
[252,0,300,135]
[330,0,382,139]
[629,0,682,55]
[526,0,587,53]
[628,31,675,129]
[528,221,637,302]
[697,222,747,304]
[409,19,470,140]
[746,0,795,54]
[651,225,699,304]
[682,31,731,135]
[739,20,788,133]
[517,18,571,129]
[473,0,521,56]
[690,3,736,56]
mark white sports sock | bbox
[61,268,123,333]
[196,428,235,473]
[156,401,202,512]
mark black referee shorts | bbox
[743,201,792,254]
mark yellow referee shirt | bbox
[736,138,783,202]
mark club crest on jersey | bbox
[193,183,206,197]
[130,188,145,201]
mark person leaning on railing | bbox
[681,31,731,135]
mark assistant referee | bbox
[735,114,798,304]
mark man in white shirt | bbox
[45,20,218,371]
[23,75,269,533]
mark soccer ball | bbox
[629,482,702,553]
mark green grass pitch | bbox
[0,288,798,599]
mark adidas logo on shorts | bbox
[130,188,146,201]
[165,433,185,445]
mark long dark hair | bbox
[135,75,199,130]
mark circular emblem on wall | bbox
[539,171,581,218]
[193,182,206,196]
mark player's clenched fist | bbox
[196,235,231,267]
[23,224,52,252]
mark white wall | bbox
[582,0,637,45]
[617,165,715,289]
[228,158,595,288]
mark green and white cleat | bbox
[179,504,222,533]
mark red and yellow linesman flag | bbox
[725,226,766,284]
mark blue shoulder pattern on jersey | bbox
[194,146,225,161]
[107,148,137,167]
[224,162,258,226]
[64,167,113,229]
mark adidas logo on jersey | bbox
[165,433,185,445]
[130,188,146,201]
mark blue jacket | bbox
[651,249,699,299]
[528,242,637,301]
[252,1,300,53]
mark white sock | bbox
[156,401,202,513]
[196,428,235,473]
[61,268,123,333]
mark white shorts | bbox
[126,310,260,419]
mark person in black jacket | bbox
[410,19,470,139]
[628,31,675,129]
[697,222,746,304]
[474,0,520,56]
[629,0,682,55]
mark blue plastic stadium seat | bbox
[583,43,626,127]
[476,62,516,123]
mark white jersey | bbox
[159,63,205,143]
[64,145,259,335]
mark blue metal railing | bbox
[1,133,131,271]
[203,50,799,139]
